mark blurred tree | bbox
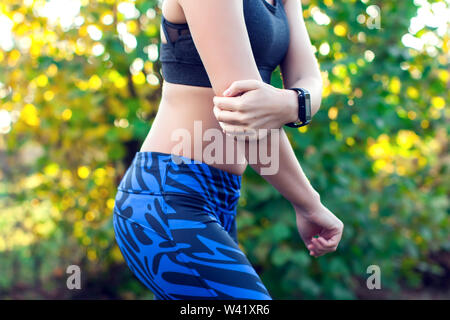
[0,0,448,299]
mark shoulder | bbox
[282,0,304,8]
[281,0,305,14]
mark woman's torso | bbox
[140,82,248,175]
[140,0,287,176]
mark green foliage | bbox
[0,0,448,299]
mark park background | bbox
[0,0,448,299]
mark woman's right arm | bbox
[177,0,263,96]
[176,0,316,206]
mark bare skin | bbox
[140,0,343,257]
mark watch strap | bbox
[285,88,308,128]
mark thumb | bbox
[223,79,262,97]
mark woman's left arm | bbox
[279,0,323,116]
[212,0,342,256]
[213,0,322,131]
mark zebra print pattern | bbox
[112,151,272,300]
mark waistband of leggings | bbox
[118,151,242,207]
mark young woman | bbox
[112,0,343,300]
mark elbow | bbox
[312,76,323,116]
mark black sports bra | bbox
[159,0,290,87]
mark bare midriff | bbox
[140,81,248,176]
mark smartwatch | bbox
[285,87,312,128]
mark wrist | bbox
[293,189,322,217]
[282,88,300,124]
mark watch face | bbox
[304,92,311,120]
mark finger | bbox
[317,236,337,250]
[213,96,243,111]
[220,121,265,136]
[221,124,248,136]
[214,107,247,125]
[322,232,342,248]
[223,79,262,97]
[222,126,259,141]
[311,237,326,254]
[225,126,258,138]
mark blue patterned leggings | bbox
[112,151,272,300]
